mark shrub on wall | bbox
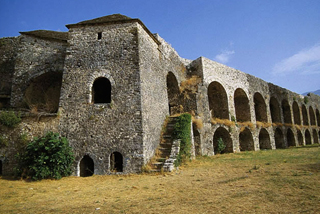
[0,110,21,127]
[173,113,192,166]
[15,132,74,180]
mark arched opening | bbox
[254,93,267,122]
[313,129,319,144]
[166,72,180,115]
[282,99,292,124]
[297,130,303,146]
[302,105,309,125]
[292,101,301,125]
[208,81,229,119]
[275,128,285,149]
[287,128,295,147]
[80,155,94,177]
[309,106,316,126]
[92,77,111,104]
[193,125,201,156]
[24,72,62,113]
[239,128,254,151]
[234,88,251,122]
[305,130,311,145]
[316,109,320,127]
[259,128,271,150]
[213,127,233,154]
[110,152,123,172]
[270,97,281,123]
[0,160,2,176]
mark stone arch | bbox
[302,105,309,125]
[309,106,316,126]
[208,81,229,119]
[287,128,295,147]
[313,129,319,144]
[213,127,233,154]
[316,109,320,127]
[167,72,180,115]
[193,124,201,156]
[292,101,301,125]
[270,97,281,123]
[259,128,271,149]
[92,77,111,104]
[87,70,115,103]
[254,92,267,122]
[305,130,311,145]
[234,88,251,122]
[80,155,94,177]
[239,127,254,151]
[282,99,292,124]
[275,128,285,149]
[24,71,62,113]
[297,130,303,146]
[110,152,123,172]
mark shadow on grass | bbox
[299,163,320,173]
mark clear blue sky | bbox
[1,0,320,94]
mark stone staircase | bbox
[150,117,180,172]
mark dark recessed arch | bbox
[80,155,94,177]
[270,97,281,123]
[254,93,267,122]
[282,99,292,124]
[92,77,111,104]
[239,127,254,151]
[302,105,309,125]
[316,109,320,127]
[313,129,319,144]
[213,127,233,154]
[309,106,316,126]
[292,101,301,125]
[110,152,123,172]
[193,124,201,156]
[275,128,285,149]
[234,88,251,122]
[259,128,271,150]
[287,128,295,147]
[208,81,229,119]
[297,130,303,146]
[167,72,180,115]
[305,130,311,145]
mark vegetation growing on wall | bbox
[15,132,74,180]
[0,110,21,127]
[173,113,192,166]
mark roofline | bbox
[66,18,161,46]
[19,30,68,41]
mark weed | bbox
[192,116,203,130]
[0,110,21,127]
[216,137,226,154]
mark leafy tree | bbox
[15,132,74,180]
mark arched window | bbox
[302,105,309,125]
[92,78,111,104]
[208,81,229,119]
[110,152,123,172]
[254,93,267,122]
[80,155,94,177]
[270,97,281,123]
[282,99,292,124]
[316,109,320,127]
[234,88,251,122]
[292,101,301,125]
[309,106,316,126]
[259,128,271,150]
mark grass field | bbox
[1,145,320,214]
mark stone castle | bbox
[0,14,319,176]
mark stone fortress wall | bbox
[0,14,319,176]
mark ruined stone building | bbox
[1,14,320,176]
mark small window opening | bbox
[92,77,111,104]
[98,32,102,40]
[80,155,94,177]
[110,152,123,172]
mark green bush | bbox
[15,132,74,180]
[0,111,21,127]
[216,137,226,154]
[173,113,192,167]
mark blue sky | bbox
[1,0,320,94]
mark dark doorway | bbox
[287,128,295,147]
[208,81,229,119]
[234,88,251,122]
[254,93,267,122]
[92,77,111,104]
[80,155,94,177]
[213,127,233,154]
[239,127,254,151]
[259,128,271,150]
[297,130,303,146]
[193,125,201,156]
[270,97,281,123]
[110,152,123,172]
[166,72,180,115]
[275,128,285,149]
[305,130,311,145]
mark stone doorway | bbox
[80,155,94,177]
[110,152,123,172]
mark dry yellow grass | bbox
[1,145,320,214]
[256,121,272,128]
[211,118,235,127]
[192,117,203,130]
